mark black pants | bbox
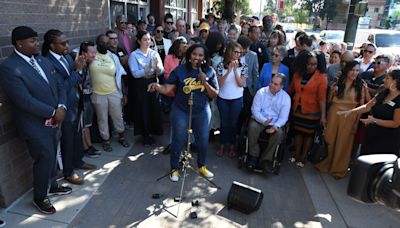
[61,120,84,177]
[237,87,254,134]
[25,130,58,200]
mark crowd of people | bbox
[0,12,399,215]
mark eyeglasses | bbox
[233,51,242,55]
[376,61,388,65]
[193,25,199,28]
[166,21,173,25]
[364,50,374,54]
[156,30,164,33]
[272,53,280,57]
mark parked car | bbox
[354,29,400,65]
[319,30,344,43]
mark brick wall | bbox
[0,0,109,208]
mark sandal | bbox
[102,141,112,152]
[118,138,130,148]
[228,146,237,158]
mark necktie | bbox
[29,58,48,83]
[60,56,70,75]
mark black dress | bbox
[363,93,400,155]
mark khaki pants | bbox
[91,91,125,141]
[248,119,283,162]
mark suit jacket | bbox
[243,50,259,96]
[258,62,289,90]
[152,37,172,59]
[115,29,136,55]
[46,53,81,122]
[0,52,65,139]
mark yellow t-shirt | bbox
[89,52,117,95]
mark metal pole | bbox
[344,0,361,50]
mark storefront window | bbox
[165,0,187,20]
[109,0,148,27]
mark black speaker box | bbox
[227,181,263,214]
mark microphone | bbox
[197,61,208,81]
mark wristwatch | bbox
[373,119,378,124]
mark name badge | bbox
[118,51,124,57]
[387,101,396,107]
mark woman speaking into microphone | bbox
[148,44,219,182]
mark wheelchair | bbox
[237,119,286,175]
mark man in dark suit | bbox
[42,29,96,186]
[0,26,71,214]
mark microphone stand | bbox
[156,65,221,218]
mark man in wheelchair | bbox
[246,73,291,172]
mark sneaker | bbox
[0,219,5,228]
[85,149,100,158]
[170,170,179,182]
[296,162,305,168]
[33,197,56,214]
[288,157,296,163]
[198,166,214,178]
[102,141,112,152]
[48,185,72,196]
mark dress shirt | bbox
[251,86,291,128]
[15,49,48,83]
[49,50,70,75]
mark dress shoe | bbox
[78,163,97,170]
[65,174,84,185]
[33,197,56,214]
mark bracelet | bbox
[373,119,378,125]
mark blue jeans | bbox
[170,104,211,170]
[217,96,243,144]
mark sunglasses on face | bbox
[233,51,241,55]
[166,21,173,25]
[364,50,374,54]
[55,40,69,46]
[156,30,164,33]
[272,53,280,57]
[376,61,388,65]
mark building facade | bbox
[0,0,208,208]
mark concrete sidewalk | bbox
[0,128,399,227]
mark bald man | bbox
[327,50,354,85]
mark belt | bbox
[144,74,158,79]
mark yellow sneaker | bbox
[198,166,214,178]
[170,170,179,182]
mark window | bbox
[110,1,125,28]
[127,4,138,25]
[165,0,187,21]
[109,0,148,28]
[374,8,379,13]
[191,0,198,22]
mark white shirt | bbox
[251,86,291,128]
[216,62,248,100]
[358,58,373,73]
[15,49,48,83]
[49,50,70,75]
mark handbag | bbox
[308,125,328,164]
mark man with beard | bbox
[0,26,71,214]
[42,29,97,186]
[89,34,130,152]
